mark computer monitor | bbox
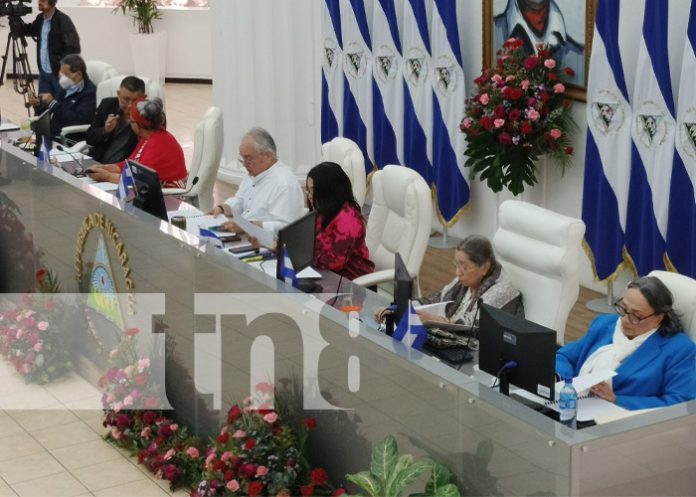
[276,211,318,289]
[478,303,557,400]
[127,160,168,221]
[393,252,414,324]
[31,109,51,158]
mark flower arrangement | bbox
[0,269,73,384]
[460,38,577,195]
[193,383,340,497]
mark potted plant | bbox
[114,0,167,85]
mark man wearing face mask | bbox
[13,0,81,96]
[29,54,96,140]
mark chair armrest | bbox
[352,269,395,288]
[60,124,89,137]
[161,187,187,196]
[66,141,89,154]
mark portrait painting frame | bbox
[483,0,596,102]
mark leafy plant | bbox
[346,436,460,497]
[114,0,162,34]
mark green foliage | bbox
[114,0,162,34]
[346,436,461,497]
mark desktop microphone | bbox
[163,176,199,196]
[55,144,86,173]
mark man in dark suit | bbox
[14,0,81,96]
[29,54,96,140]
[86,76,147,163]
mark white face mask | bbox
[59,74,74,90]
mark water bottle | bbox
[558,377,578,429]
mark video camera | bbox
[0,0,32,20]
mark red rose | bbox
[311,468,328,486]
[565,146,574,155]
[509,88,523,100]
[538,48,550,58]
[564,67,576,77]
[474,74,487,86]
[304,418,317,430]
[479,117,494,131]
[539,91,550,103]
[223,469,235,482]
[141,411,157,425]
[247,481,264,497]
[498,133,513,145]
[115,414,130,429]
[493,104,506,118]
[508,109,522,122]
[239,463,257,479]
[301,485,315,497]
[163,464,178,482]
[547,72,558,81]
[213,460,225,471]
[244,438,257,450]
[333,490,347,497]
[137,449,147,464]
[271,426,283,437]
[523,56,539,69]
[520,121,533,135]
[159,424,172,438]
[217,431,229,444]
[227,405,242,424]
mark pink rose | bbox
[461,117,473,129]
[544,59,556,69]
[521,79,530,90]
[553,83,565,94]
[263,412,279,424]
[141,427,151,439]
[256,465,269,477]
[33,342,43,352]
[549,128,562,139]
[186,447,200,458]
[493,119,505,129]
[526,108,541,121]
[232,430,246,439]
[37,321,49,331]
[491,74,502,83]
[479,93,489,105]
[221,451,234,462]
[164,448,176,461]
[170,424,179,432]
[505,75,515,82]
[227,480,240,492]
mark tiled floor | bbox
[0,80,211,497]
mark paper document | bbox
[556,370,617,398]
[231,207,275,248]
[0,123,20,131]
[249,259,321,279]
[510,387,630,423]
[414,301,453,318]
[51,150,87,163]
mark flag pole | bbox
[428,224,461,248]
[585,280,616,314]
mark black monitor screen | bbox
[276,211,317,279]
[393,252,414,323]
[479,303,556,400]
[127,160,168,221]
[32,109,51,157]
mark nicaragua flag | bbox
[581,0,633,282]
[321,0,344,144]
[392,300,427,350]
[115,164,135,201]
[371,0,403,169]
[340,0,374,169]
[625,0,676,276]
[430,0,469,224]
[198,228,224,249]
[667,0,696,277]
[402,0,433,183]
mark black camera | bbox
[0,0,32,19]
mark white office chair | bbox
[61,75,165,151]
[321,137,367,207]
[162,106,224,211]
[648,271,696,341]
[352,165,432,292]
[85,60,118,87]
[492,200,586,344]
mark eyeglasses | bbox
[613,299,657,325]
[238,153,261,165]
[452,260,474,272]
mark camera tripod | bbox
[0,23,36,116]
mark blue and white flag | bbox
[340,0,374,169]
[198,228,224,249]
[392,300,427,350]
[430,0,469,224]
[625,0,675,275]
[278,247,297,287]
[321,0,344,144]
[402,0,433,182]
[115,164,135,201]
[581,0,633,282]
[371,0,403,168]
[668,0,696,277]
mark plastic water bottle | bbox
[558,377,578,429]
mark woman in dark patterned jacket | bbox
[306,162,375,280]
[416,235,524,337]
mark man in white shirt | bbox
[209,127,304,233]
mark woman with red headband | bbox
[86,98,187,187]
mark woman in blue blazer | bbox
[557,276,696,410]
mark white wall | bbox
[210,0,694,294]
[0,1,211,79]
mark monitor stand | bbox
[297,279,322,293]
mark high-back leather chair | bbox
[352,165,432,291]
[321,137,367,207]
[648,270,696,341]
[85,60,118,87]
[162,107,224,211]
[493,200,586,344]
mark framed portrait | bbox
[483,0,596,101]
